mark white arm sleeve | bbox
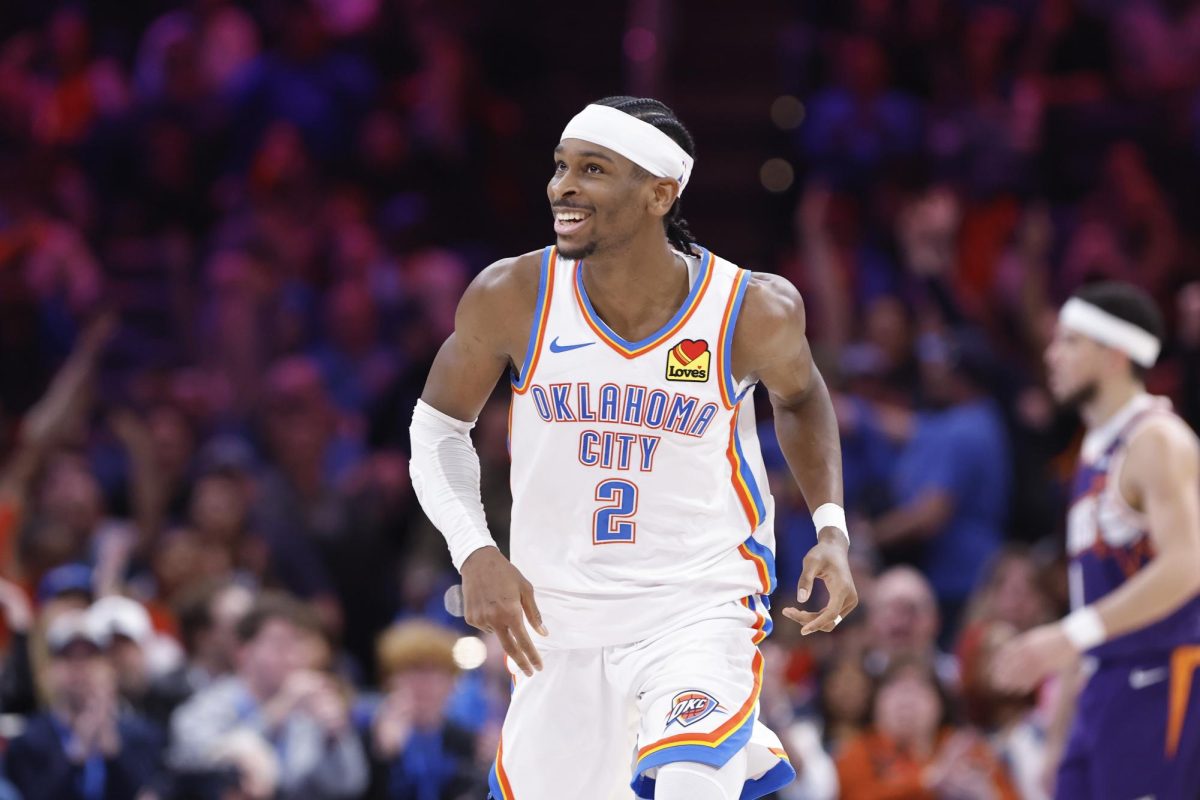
[409,399,498,571]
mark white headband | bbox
[560,104,694,195]
[1059,297,1161,367]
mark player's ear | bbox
[647,178,679,219]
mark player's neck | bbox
[1082,379,1144,431]
[578,235,689,340]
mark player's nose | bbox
[548,169,582,202]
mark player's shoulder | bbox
[455,249,545,347]
[458,249,543,317]
[467,248,545,301]
[737,271,806,338]
[1126,409,1200,474]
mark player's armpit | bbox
[420,252,542,422]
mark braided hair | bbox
[594,96,699,256]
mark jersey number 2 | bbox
[593,479,638,544]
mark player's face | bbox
[1045,325,1104,408]
[548,139,651,260]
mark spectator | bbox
[863,331,1012,634]
[961,622,1050,800]
[88,594,179,717]
[862,566,958,687]
[816,655,874,755]
[956,547,1053,728]
[835,659,1018,800]
[144,578,254,730]
[4,609,165,800]
[254,356,402,676]
[0,576,35,713]
[186,464,270,586]
[169,591,367,800]
[364,620,484,800]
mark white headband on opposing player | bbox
[1059,297,1162,368]
[560,104,695,195]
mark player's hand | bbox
[782,529,857,635]
[991,623,1078,694]
[460,546,547,677]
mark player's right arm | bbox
[410,252,548,677]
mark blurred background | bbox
[1,0,1199,798]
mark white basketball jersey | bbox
[508,245,777,650]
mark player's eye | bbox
[586,163,604,174]
[554,160,567,172]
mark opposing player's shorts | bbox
[1056,645,1200,800]
[487,595,795,800]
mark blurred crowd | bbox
[0,0,1199,798]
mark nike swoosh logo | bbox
[1129,667,1168,690]
[548,337,594,353]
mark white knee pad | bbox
[653,748,747,800]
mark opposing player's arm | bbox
[995,417,1200,693]
[411,253,548,676]
[733,273,857,634]
[1092,419,1200,638]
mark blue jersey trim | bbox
[576,247,712,351]
[741,536,777,595]
[511,246,553,390]
[631,710,756,796]
[733,428,768,536]
[740,759,797,799]
[720,269,751,405]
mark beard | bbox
[556,238,598,261]
[1057,379,1099,411]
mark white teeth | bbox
[556,212,586,222]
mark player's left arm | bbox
[733,272,858,634]
[995,418,1200,692]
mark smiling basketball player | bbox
[409,96,857,800]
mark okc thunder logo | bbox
[665,690,726,729]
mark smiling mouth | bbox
[553,208,592,236]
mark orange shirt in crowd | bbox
[836,728,1019,800]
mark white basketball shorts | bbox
[486,595,795,799]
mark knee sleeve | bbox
[653,748,747,800]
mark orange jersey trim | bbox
[727,408,764,532]
[1167,645,1200,758]
[716,268,752,409]
[512,248,557,395]
[494,735,516,799]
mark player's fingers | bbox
[795,557,819,604]
[520,583,549,637]
[496,627,534,677]
[781,607,822,626]
[835,577,859,617]
[508,620,544,674]
[800,601,844,636]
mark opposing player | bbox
[409,96,857,799]
[994,283,1200,799]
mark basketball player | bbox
[994,283,1200,799]
[409,97,858,800]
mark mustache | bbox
[551,202,594,212]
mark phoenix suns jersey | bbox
[507,245,777,650]
[1066,393,1200,660]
